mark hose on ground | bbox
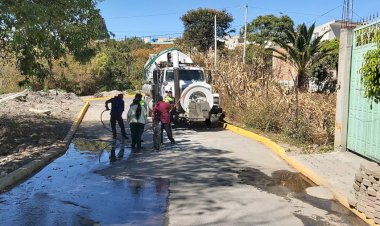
[100,109,153,134]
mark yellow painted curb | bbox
[63,101,90,144]
[223,122,375,226]
[83,94,136,102]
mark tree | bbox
[91,40,134,91]
[247,15,294,45]
[181,8,233,53]
[272,23,331,127]
[309,38,339,92]
[360,32,380,105]
[272,23,329,90]
[0,0,109,82]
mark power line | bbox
[105,4,245,20]
[248,6,337,19]
[353,11,363,20]
[306,4,343,24]
[106,5,340,21]
[106,12,182,20]
[112,24,245,39]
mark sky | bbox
[97,0,380,39]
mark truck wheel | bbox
[205,119,211,127]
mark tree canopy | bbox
[0,0,109,81]
[90,38,150,91]
[181,8,233,53]
[309,38,339,91]
[247,14,294,45]
[272,23,330,90]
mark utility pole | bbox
[214,14,217,70]
[243,4,248,64]
[342,0,354,28]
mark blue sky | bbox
[97,0,380,39]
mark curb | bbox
[223,122,376,226]
[82,95,135,102]
[0,102,90,192]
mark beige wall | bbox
[272,48,297,87]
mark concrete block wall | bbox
[349,162,380,224]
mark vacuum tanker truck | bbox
[142,48,223,125]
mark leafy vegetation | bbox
[0,5,339,150]
[309,38,339,92]
[247,14,294,45]
[181,8,233,53]
[271,23,330,90]
[0,0,109,83]
[194,50,336,149]
[360,32,380,105]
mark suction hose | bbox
[100,109,152,134]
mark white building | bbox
[312,20,360,41]
[223,36,243,50]
[143,37,176,45]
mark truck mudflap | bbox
[209,106,223,123]
[210,106,223,114]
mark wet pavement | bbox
[238,168,367,226]
[0,139,169,226]
[0,99,369,226]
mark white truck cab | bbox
[142,48,222,125]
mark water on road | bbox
[0,139,169,226]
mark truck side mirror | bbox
[206,70,212,84]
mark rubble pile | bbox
[349,162,380,224]
[0,90,83,176]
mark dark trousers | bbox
[161,123,174,143]
[111,115,126,137]
[130,123,145,149]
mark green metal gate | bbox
[347,21,380,161]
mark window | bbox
[166,70,204,81]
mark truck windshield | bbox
[166,70,204,81]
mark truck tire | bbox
[205,119,211,127]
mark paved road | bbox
[0,98,366,225]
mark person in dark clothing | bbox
[153,96,175,144]
[105,94,128,139]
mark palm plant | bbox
[271,23,331,127]
[272,23,329,90]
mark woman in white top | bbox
[127,94,148,150]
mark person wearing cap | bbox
[105,93,128,139]
[164,91,174,104]
[164,90,177,123]
[153,96,175,144]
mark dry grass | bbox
[194,51,336,148]
[0,62,24,94]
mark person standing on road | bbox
[127,94,148,150]
[164,91,174,104]
[153,96,175,144]
[105,93,128,139]
[164,91,177,123]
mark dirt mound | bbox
[93,90,123,98]
[0,90,83,177]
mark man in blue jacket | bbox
[105,94,128,139]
